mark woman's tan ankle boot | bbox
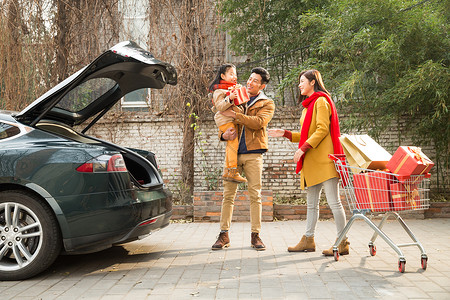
[322,238,350,256]
[287,235,315,252]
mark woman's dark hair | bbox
[251,67,270,84]
[209,63,236,91]
[298,69,331,103]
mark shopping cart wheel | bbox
[333,250,339,261]
[369,244,377,256]
[421,256,428,270]
[398,259,406,273]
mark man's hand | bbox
[222,127,237,140]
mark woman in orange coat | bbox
[269,69,349,256]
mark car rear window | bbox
[0,122,21,140]
[56,78,117,112]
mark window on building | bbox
[120,88,150,111]
[119,0,150,111]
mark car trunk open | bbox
[36,121,164,189]
[17,41,176,189]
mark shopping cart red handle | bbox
[328,154,350,187]
[328,154,346,162]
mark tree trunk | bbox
[54,0,70,81]
[179,0,196,203]
[4,0,27,110]
[181,109,195,203]
[146,0,217,202]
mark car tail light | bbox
[107,154,127,172]
[138,218,157,226]
[76,154,127,173]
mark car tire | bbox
[0,190,62,280]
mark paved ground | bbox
[1,218,450,300]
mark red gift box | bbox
[390,182,420,211]
[353,172,393,211]
[386,146,434,177]
[353,172,393,212]
[232,86,250,105]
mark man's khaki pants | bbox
[220,153,263,233]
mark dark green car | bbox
[0,41,177,280]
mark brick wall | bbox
[424,202,450,218]
[273,203,426,220]
[88,107,446,199]
[173,199,449,222]
[174,197,444,221]
[172,205,193,221]
[193,190,273,222]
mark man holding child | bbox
[212,67,275,251]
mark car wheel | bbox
[0,190,61,280]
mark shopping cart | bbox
[328,154,430,273]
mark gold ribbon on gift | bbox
[394,154,410,174]
[392,186,418,209]
[408,188,419,208]
[364,173,374,210]
[408,147,426,164]
[408,147,431,181]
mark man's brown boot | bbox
[222,168,247,183]
[211,232,230,250]
[287,235,315,252]
[251,232,266,251]
[322,238,350,256]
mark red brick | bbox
[205,211,220,216]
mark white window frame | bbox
[120,88,151,109]
[119,0,150,109]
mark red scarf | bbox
[296,91,344,174]
[210,80,235,92]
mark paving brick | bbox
[193,190,273,222]
[3,219,450,299]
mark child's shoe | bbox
[222,168,247,183]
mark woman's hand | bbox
[268,128,285,137]
[293,149,305,163]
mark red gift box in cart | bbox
[391,182,420,211]
[387,146,434,177]
[329,154,430,273]
[353,172,393,212]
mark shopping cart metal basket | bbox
[328,154,430,273]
